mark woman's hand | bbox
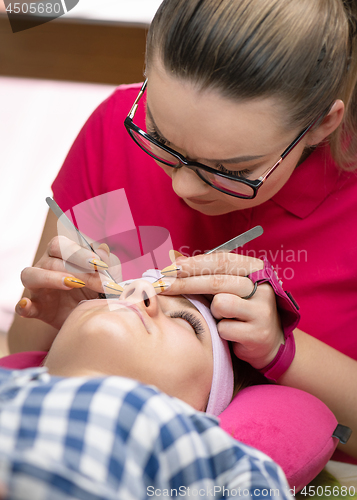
[15,235,122,331]
[162,252,285,369]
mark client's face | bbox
[45,280,213,412]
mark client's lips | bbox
[117,301,144,321]
[78,299,145,323]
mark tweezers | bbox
[205,226,263,254]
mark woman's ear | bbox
[306,99,345,146]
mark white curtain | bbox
[0,77,115,332]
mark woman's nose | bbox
[171,164,210,198]
[119,279,159,315]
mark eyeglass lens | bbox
[129,129,255,198]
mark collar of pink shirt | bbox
[272,143,348,219]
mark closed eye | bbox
[169,310,205,336]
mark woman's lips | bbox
[185,197,214,205]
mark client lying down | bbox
[44,273,235,416]
[0,275,291,500]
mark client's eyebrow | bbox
[173,296,199,311]
[146,105,267,164]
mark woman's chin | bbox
[183,198,238,215]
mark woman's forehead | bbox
[146,67,290,159]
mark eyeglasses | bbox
[124,79,315,199]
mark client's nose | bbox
[119,279,159,313]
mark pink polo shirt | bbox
[52,83,357,360]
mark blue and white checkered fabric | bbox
[0,367,292,500]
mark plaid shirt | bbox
[0,367,292,500]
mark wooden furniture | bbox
[0,13,147,85]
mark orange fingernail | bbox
[161,263,182,276]
[169,250,184,263]
[63,277,86,288]
[103,282,124,294]
[153,279,171,293]
[88,258,109,269]
[19,299,27,308]
[97,243,110,256]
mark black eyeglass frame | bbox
[124,79,318,199]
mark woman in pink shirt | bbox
[8,0,357,461]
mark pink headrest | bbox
[219,384,339,491]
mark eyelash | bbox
[216,164,251,179]
[169,310,205,336]
[148,127,171,146]
[148,126,252,179]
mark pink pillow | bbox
[0,351,47,369]
[219,385,339,492]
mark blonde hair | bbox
[147,0,357,170]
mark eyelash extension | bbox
[216,164,251,179]
[148,127,171,146]
[170,310,205,336]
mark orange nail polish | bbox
[88,258,109,270]
[169,250,184,263]
[103,282,124,294]
[19,299,27,308]
[161,263,182,276]
[97,243,110,256]
[63,277,86,288]
[153,279,171,293]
